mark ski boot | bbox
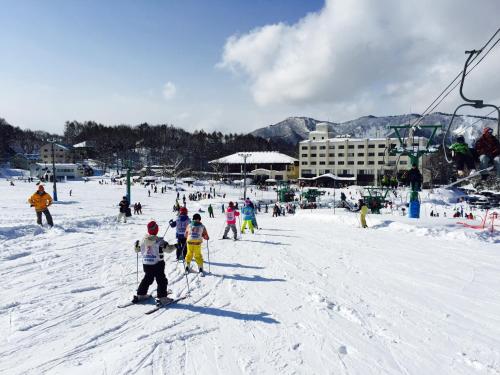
[132,294,149,303]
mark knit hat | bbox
[192,213,201,221]
[147,221,159,235]
[456,135,465,143]
[179,207,188,215]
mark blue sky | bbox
[1,0,498,134]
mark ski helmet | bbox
[147,221,159,235]
[455,135,465,143]
[192,213,201,221]
[228,201,234,207]
[483,127,494,135]
[179,207,188,215]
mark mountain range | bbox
[250,113,499,146]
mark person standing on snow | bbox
[359,199,368,228]
[208,204,214,218]
[241,200,255,234]
[222,201,240,240]
[117,196,130,223]
[169,206,190,261]
[184,213,209,275]
[245,198,259,229]
[133,221,176,305]
[28,185,54,227]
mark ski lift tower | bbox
[388,124,440,218]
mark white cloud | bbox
[162,81,177,100]
[219,0,500,119]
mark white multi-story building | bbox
[299,123,429,185]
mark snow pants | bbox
[176,237,187,261]
[241,219,254,234]
[186,240,203,268]
[36,209,53,227]
[360,213,368,228]
[479,154,500,177]
[223,223,238,239]
[137,261,168,298]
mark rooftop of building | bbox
[209,151,297,165]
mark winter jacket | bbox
[208,205,213,214]
[360,205,368,216]
[170,214,190,239]
[138,235,174,265]
[406,168,423,183]
[28,191,53,212]
[241,206,254,221]
[119,199,129,213]
[475,134,500,158]
[225,207,240,224]
[185,221,209,244]
[449,142,472,155]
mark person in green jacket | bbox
[207,204,214,218]
[359,199,368,228]
[449,135,476,177]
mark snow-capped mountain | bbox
[251,113,498,145]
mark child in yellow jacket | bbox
[184,213,209,275]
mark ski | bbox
[145,295,188,315]
[117,294,152,308]
[443,167,493,189]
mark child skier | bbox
[133,221,176,305]
[184,213,209,275]
[241,200,255,234]
[359,199,368,228]
[449,135,476,177]
[222,201,240,240]
[169,206,190,261]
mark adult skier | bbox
[133,221,176,305]
[117,196,130,223]
[222,201,240,240]
[169,206,190,261]
[241,200,255,234]
[184,213,209,275]
[475,127,500,179]
[28,185,54,227]
[208,204,214,218]
[449,135,476,177]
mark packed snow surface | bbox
[0,179,499,375]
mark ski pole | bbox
[207,240,211,273]
[161,225,170,238]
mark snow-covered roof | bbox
[299,173,356,181]
[73,141,94,148]
[209,152,297,164]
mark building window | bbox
[368,144,375,149]
[338,145,344,149]
[357,161,364,165]
[319,161,325,165]
[378,161,385,165]
[347,161,354,165]
[368,152,375,157]
[301,161,308,165]
[348,153,354,157]
[378,152,385,156]
[348,145,354,149]
[329,146,335,149]
[311,154,317,157]
[378,144,385,148]
[338,161,345,165]
[329,161,335,165]
[329,153,335,157]
[320,146,326,150]
[301,154,308,157]
[400,161,407,165]
[319,154,325,157]
[310,146,317,150]
[357,145,365,149]
[301,146,308,150]
[338,153,344,157]
[368,161,375,165]
[357,153,364,157]
[311,161,317,165]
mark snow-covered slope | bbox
[251,113,498,145]
[1,179,499,374]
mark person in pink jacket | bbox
[222,201,240,240]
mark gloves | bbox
[169,219,174,224]
[134,240,140,253]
